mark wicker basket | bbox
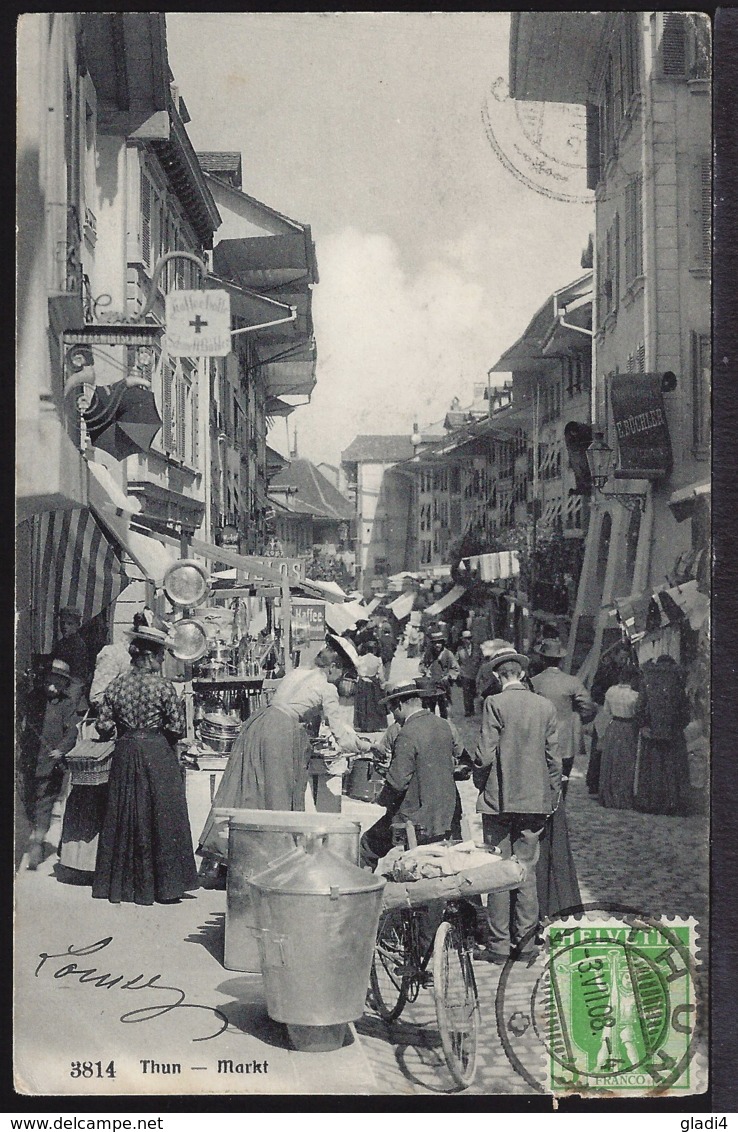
[65,716,115,786]
[65,746,114,786]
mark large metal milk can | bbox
[222,809,361,973]
[248,834,385,1051]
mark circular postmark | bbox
[495,903,704,1097]
[481,75,592,205]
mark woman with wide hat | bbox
[198,634,372,874]
[92,625,197,905]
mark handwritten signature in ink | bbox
[35,938,229,1042]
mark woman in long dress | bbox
[197,635,372,871]
[353,639,387,733]
[598,665,640,810]
[92,627,197,905]
[633,655,691,815]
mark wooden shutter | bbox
[192,371,200,466]
[636,343,646,371]
[176,371,186,458]
[162,362,174,451]
[613,212,621,307]
[701,156,712,267]
[692,331,711,452]
[661,13,687,77]
[140,169,151,268]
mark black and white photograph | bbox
[15,11,712,1101]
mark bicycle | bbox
[368,893,481,1090]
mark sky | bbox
[166,12,594,466]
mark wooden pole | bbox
[281,573,292,672]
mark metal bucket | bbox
[223,809,361,973]
[346,757,383,803]
[248,836,385,1044]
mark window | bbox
[624,176,643,286]
[140,170,152,268]
[621,13,641,103]
[586,102,602,190]
[691,331,711,455]
[595,513,612,601]
[690,155,712,272]
[659,13,687,77]
[624,506,641,588]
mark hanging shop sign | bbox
[609,374,673,479]
[165,290,232,357]
[291,601,326,646]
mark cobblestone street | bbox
[357,667,709,1096]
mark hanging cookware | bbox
[163,559,210,608]
[168,618,209,662]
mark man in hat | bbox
[455,630,480,718]
[360,679,457,870]
[473,646,561,962]
[420,630,460,718]
[23,659,88,869]
[52,607,90,685]
[531,639,596,795]
[475,639,514,703]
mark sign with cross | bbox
[164,290,232,357]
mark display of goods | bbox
[198,712,241,755]
[169,618,209,662]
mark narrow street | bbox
[356,656,709,1095]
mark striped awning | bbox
[30,509,131,653]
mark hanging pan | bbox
[163,559,210,608]
[168,617,209,663]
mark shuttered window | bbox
[176,371,187,458]
[140,169,151,268]
[660,13,687,77]
[690,155,712,271]
[624,175,643,285]
[162,361,174,452]
[622,13,640,102]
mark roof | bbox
[489,272,592,373]
[269,458,354,522]
[197,152,242,175]
[341,435,416,464]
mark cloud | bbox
[290,227,498,464]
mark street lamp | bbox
[585,431,647,513]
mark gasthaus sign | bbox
[165,290,232,357]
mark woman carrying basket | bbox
[92,626,197,906]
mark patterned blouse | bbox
[96,670,186,738]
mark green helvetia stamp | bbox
[545,920,698,1094]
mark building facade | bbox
[340,435,415,591]
[510,11,711,679]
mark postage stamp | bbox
[496,906,706,1098]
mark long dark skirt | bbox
[59,784,108,873]
[599,719,638,810]
[198,705,311,861]
[354,678,387,732]
[92,730,197,906]
[536,805,581,921]
[634,736,690,815]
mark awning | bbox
[386,591,416,621]
[424,584,466,616]
[325,599,369,635]
[209,275,296,330]
[29,508,131,654]
[669,480,711,522]
[87,460,175,583]
[260,340,317,397]
[213,233,314,291]
[612,579,709,639]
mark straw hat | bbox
[131,626,170,648]
[486,645,529,671]
[50,659,72,680]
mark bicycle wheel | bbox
[369,909,410,1022]
[432,919,480,1088]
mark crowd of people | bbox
[18,592,701,961]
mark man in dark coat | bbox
[361,680,457,870]
[532,638,596,795]
[420,630,460,717]
[52,607,90,686]
[473,646,561,962]
[23,659,88,869]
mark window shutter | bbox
[661,13,687,77]
[585,103,601,190]
[192,373,200,466]
[140,169,151,268]
[701,155,712,268]
[613,212,621,307]
[176,372,186,458]
[636,343,646,371]
[692,331,711,452]
[162,362,174,451]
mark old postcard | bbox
[15,11,712,1101]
